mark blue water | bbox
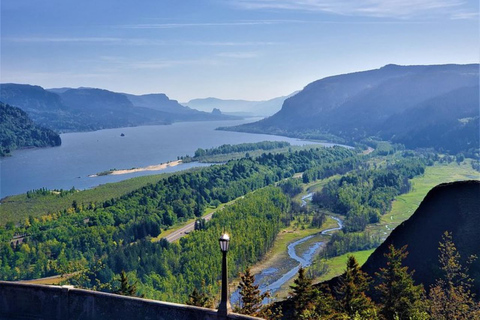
[0,119,336,198]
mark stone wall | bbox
[0,281,261,320]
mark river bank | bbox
[1,119,318,198]
[231,216,343,305]
[89,160,183,177]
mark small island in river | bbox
[89,160,182,177]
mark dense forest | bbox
[0,147,357,284]
[193,141,291,157]
[181,141,292,163]
[72,187,289,302]
[0,102,61,156]
[313,157,430,232]
[0,142,467,316]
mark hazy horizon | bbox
[1,0,478,102]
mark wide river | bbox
[0,119,339,199]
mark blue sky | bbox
[1,0,478,101]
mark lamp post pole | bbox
[218,233,231,318]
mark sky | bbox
[1,0,478,102]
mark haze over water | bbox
[0,119,329,199]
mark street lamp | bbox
[218,233,231,317]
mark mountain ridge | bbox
[222,64,479,153]
[0,84,238,132]
[183,92,298,117]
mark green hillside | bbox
[361,180,480,297]
[0,102,61,156]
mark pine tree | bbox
[335,255,377,319]
[236,267,270,316]
[186,280,213,308]
[376,245,427,320]
[289,267,316,318]
[115,270,137,296]
[429,231,480,319]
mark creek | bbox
[231,216,343,305]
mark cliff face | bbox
[226,64,479,152]
[361,180,480,297]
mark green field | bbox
[314,249,375,284]
[369,160,479,239]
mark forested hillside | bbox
[224,64,479,154]
[0,147,358,289]
[0,102,61,156]
[0,84,237,132]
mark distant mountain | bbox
[183,92,297,117]
[224,64,479,153]
[0,84,238,132]
[121,93,237,123]
[0,102,61,156]
[124,93,195,115]
[359,180,480,298]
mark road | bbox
[163,211,215,242]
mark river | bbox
[1,119,344,199]
[231,216,343,305]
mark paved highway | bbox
[163,211,215,242]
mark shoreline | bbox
[89,160,183,177]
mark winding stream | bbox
[301,193,313,207]
[231,216,343,305]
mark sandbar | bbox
[90,160,182,177]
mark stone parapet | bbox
[0,281,262,320]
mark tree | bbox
[429,231,480,319]
[289,267,316,318]
[186,280,213,308]
[335,255,377,319]
[235,267,270,316]
[375,245,427,320]
[115,270,137,296]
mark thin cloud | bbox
[7,37,124,43]
[119,20,308,29]
[216,52,259,58]
[184,40,279,46]
[230,0,473,19]
[5,37,279,47]
[1,70,110,82]
[109,58,225,70]
[450,11,479,20]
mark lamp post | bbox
[218,233,231,318]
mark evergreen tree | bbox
[429,231,480,319]
[186,280,213,308]
[236,267,270,316]
[375,245,427,320]
[115,270,137,297]
[289,267,316,318]
[335,255,377,319]
[312,284,337,319]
